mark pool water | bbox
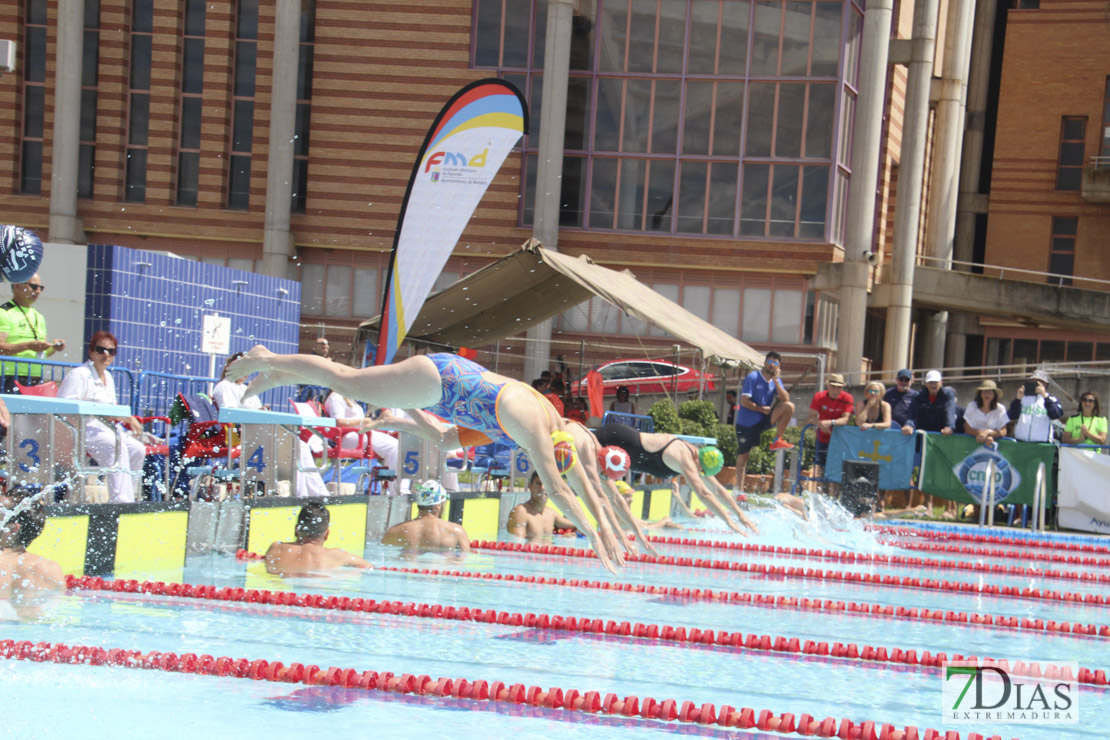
[2,502,1106,739]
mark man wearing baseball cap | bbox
[884,369,917,430]
[900,370,956,436]
[1007,369,1062,443]
[381,480,470,554]
[807,373,854,486]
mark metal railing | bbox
[915,254,1110,290]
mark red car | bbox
[570,359,718,397]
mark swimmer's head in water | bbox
[699,445,724,477]
[551,431,577,475]
[415,480,447,508]
[1,487,47,549]
[295,502,330,542]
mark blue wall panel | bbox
[84,245,301,413]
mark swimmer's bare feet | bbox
[227,344,276,378]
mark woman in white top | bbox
[323,389,366,450]
[609,386,635,415]
[212,352,262,410]
[57,331,146,503]
[857,381,892,430]
[962,379,1010,445]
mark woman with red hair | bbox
[58,331,146,502]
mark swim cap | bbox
[414,479,447,507]
[699,445,724,477]
[0,226,43,284]
[598,445,630,480]
[614,480,633,497]
[551,430,577,475]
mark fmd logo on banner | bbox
[952,447,1021,503]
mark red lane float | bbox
[233,550,1110,640]
[641,534,1110,585]
[0,637,1014,740]
[878,539,1110,569]
[467,540,1110,607]
[66,574,1110,686]
[868,525,1110,555]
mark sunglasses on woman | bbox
[94,346,117,356]
[1082,397,1095,403]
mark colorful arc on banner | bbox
[375,80,527,365]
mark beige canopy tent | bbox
[358,240,764,370]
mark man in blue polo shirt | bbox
[734,351,795,493]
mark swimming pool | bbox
[2,503,1106,739]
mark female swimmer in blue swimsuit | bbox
[228,347,626,573]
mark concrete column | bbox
[523,0,574,382]
[947,0,998,367]
[261,0,300,279]
[48,0,85,244]
[882,0,939,372]
[919,0,977,369]
[836,0,895,383]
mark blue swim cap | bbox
[0,226,44,283]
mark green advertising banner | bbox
[919,436,1056,506]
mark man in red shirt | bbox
[807,374,854,491]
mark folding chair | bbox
[168,393,240,500]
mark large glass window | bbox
[228,0,258,210]
[476,0,851,240]
[1049,217,1077,285]
[292,0,316,214]
[79,1,100,198]
[1101,77,1110,158]
[175,0,205,207]
[20,0,48,195]
[124,0,153,202]
[1055,117,1086,191]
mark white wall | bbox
[4,241,90,363]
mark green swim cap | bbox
[699,445,724,477]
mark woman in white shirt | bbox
[323,389,365,450]
[212,352,262,410]
[962,379,1010,445]
[57,331,146,503]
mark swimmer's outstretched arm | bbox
[364,408,463,452]
[706,474,760,534]
[669,479,698,519]
[664,443,750,536]
[600,478,660,557]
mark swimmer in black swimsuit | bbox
[592,424,758,535]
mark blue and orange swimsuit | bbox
[423,353,515,446]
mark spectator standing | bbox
[901,370,956,436]
[296,336,332,403]
[0,274,66,393]
[724,390,737,425]
[734,351,795,493]
[609,386,635,415]
[1008,369,1062,443]
[884,369,917,429]
[1062,391,1107,449]
[857,381,892,430]
[807,374,854,483]
[311,337,330,359]
[962,379,1010,445]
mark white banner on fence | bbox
[1057,447,1110,534]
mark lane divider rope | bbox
[231,550,1110,640]
[642,535,1110,585]
[467,541,1109,607]
[866,526,1110,555]
[64,574,1109,687]
[876,539,1110,568]
[0,638,1010,740]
